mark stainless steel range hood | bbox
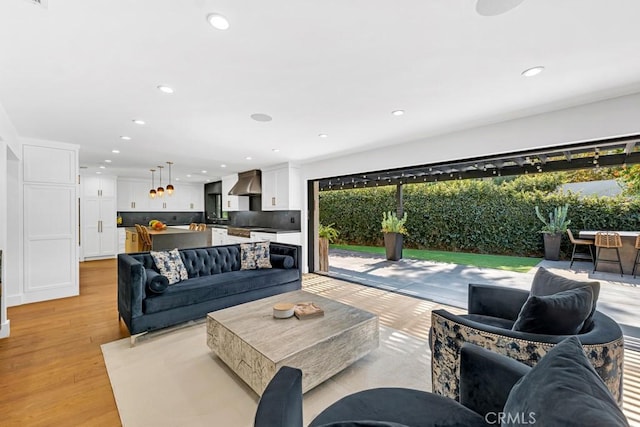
[228,170,262,196]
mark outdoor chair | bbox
[429,267,624,406]
[189,223,197,230]
[594,231,623,276]
[134,224,152,251]
[566,228,594,268]
[255,338,628,427]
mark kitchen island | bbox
[125,226,211,252]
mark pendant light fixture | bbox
[156,165,165,197]
[166,161,175,196]
[149,169,157,199]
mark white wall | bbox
[0,102,20,338]
[298,91,640,271]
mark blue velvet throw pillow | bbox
[530,267,600,333]
[271,254,294,269]
[512,286,593,335]
[503,336,628,427]
[145,269,169,293]
[150,249,188,285]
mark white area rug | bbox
[102,323,431,427]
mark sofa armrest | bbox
[117,253,146,321]
[430,309,624,406]
[468,284,529,320]
[459,343,530,417]
[254,366,303,427]
[269,243,302,275]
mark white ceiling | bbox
[2,0,640,183]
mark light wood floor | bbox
[0,259,127,426]
[1,260,638,425]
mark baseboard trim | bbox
[0,320,10,338]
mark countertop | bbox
[124,225,301,234]
[124,226,207,235]
[208,224,301,234]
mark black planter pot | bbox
[543,232,562,261]
[384,232,403,261]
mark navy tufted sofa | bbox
[118,242,302,337]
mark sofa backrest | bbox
[180,246,242,277]
[129,242,301,279]
[129,245,242,278]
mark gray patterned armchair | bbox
[429,268,624,406]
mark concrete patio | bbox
[327,248,640,343]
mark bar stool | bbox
[594,231,623,277]
[633,235,640,278]
[566,229,594,269]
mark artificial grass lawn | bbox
[331,244,541,273]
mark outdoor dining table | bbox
[579,230,640,275]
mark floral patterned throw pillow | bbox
[240,243,256,270]
[254,241,272,269]
[151,249,188,284]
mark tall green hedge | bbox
[319,179,640,258]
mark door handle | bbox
[272,197,276,206]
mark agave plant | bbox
[535,204,570,234]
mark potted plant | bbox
[381,211,408,261]
[534,204,570,261]
[318,223,339,272]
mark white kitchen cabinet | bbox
[176,183,204,211]
[222,174,249,211]
[117,179,203,211]
[250,231,276,242]
[274,232,302,246]
[117,178,151,211]
[212,228,227,245]
[225,234,252,245]
[250,231,301,245]
[82,175,118,259]
[261,163,301,211]
[21,142,79,305]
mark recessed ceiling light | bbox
[250,113,272,122]
[201,170,207,174]
[220,164,227,168]
[120,136,131,140]
[207,13,230,30]
[132,119,145,125]
[157,85,174,94]
[318,133,328,138]
[175,178,180,181]
[99,165,106,169]
[186,174,192,178]
[104,159,112,163]
[112,149,120,154]
[391,110,405,116]
[245,156,252,160]
[521,66,545,77]
[96,171,102,175]
[272,148,280,152]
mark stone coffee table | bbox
[206,290,379,396]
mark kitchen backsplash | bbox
[118,211,205,227]
[117,210,301,230]
[228,210,301,230]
